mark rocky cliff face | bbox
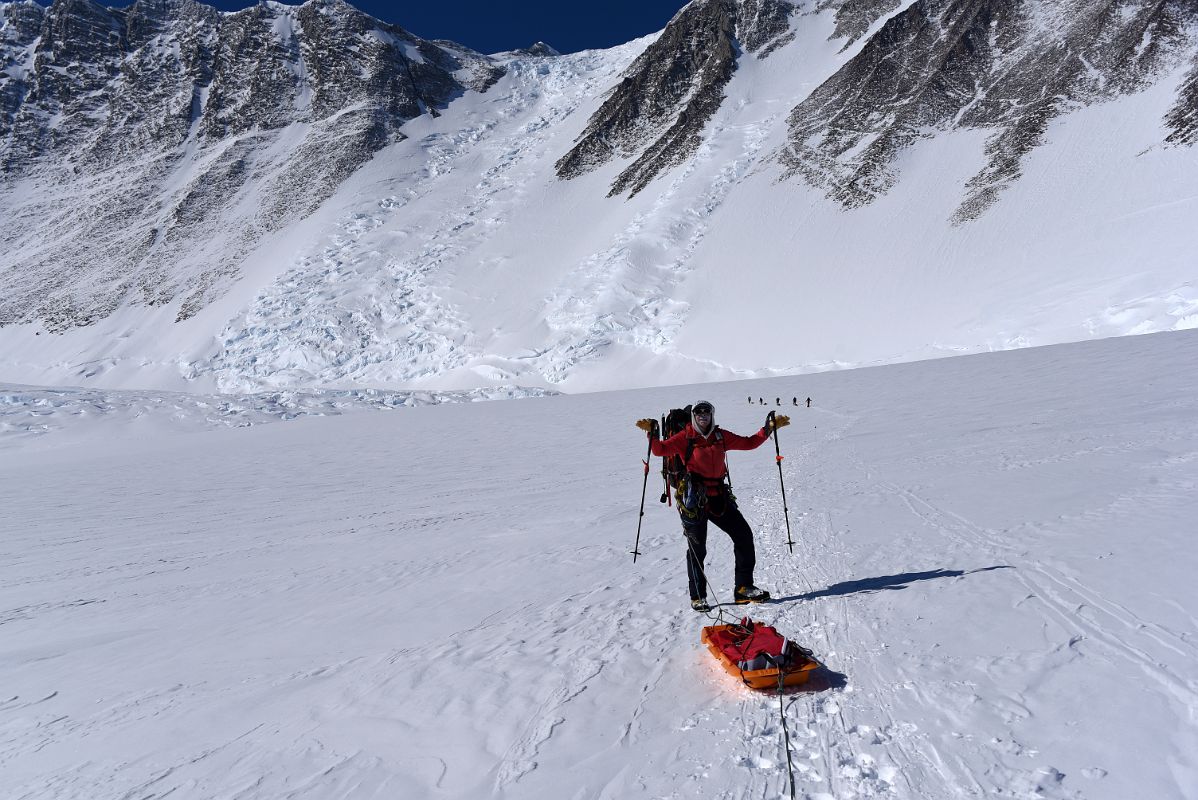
[556,0,1195,216]
[779,0,1198,222]
[1164,48,1198,143]
[817,0,901,47]
[555,0,795,197]
[0,0,501,331]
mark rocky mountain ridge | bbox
[779,0,1198,222]
[555,0,797,197]
[0,0,501,330]
[556,0,1196,215]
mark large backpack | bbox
[660,405,693,492]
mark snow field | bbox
[3,329,1197,799]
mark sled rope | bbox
[723,623,798,800]
[777,664,797,800]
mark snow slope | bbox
[3,328,1196,799]
[1,1,1195,396]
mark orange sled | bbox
[701,618,822,690]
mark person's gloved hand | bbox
[765,414,791,432]
[636,418,659,436]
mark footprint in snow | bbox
[876,763,900,785]
[839,753,879,780]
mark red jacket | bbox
[650,423,770,491]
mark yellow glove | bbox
[767,414,791,432]
[635,418,659,434]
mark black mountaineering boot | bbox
[734,585,770,604]
[691,598,711,612]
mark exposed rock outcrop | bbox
[816,0,902,47]
[780,0,1198,223]
[555,0,794,197]
[1165,50,1198,145]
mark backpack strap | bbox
[716,429,732,490]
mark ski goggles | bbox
[693,402,714,416]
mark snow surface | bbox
[3,328,1197,799]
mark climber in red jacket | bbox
[637,400,789,612]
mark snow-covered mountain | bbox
[0,0,501,330]
[1,0,1196,394]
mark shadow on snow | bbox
[781,665,849,695]
[772,565,1013,603]
[702,567,1011,694]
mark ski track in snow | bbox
[888,482,1198,715]
[758,406,923,800]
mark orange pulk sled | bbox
[701,617,821,690]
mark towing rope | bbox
[776,663,798,800]
[680,494,806,800]
[669,438,813,800]
[721,620,799,800]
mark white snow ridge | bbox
[2,0,1198,798]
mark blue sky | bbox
[92,0,690,54]
[345,1,688,53]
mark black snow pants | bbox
[680,487,756,601]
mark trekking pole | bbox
[768,411,796,554]
[659,414,670,504]
[632,424,656,562]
